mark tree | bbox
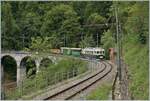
[1,2,20,50]
[27,36,52,53]
[101,30,115,49]
[41,4,81,48]
[110,1,149,45]
[86,13,107,46]
[87,13,106,24]
[101,30,115,59]
[124,2,148,44]
[79,35,95,48]
[1,1,113,50]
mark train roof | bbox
[61,47,82,50]
[82,47,105,51]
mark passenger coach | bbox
[81,47,105,60]
[60,47,105,60]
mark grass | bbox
[123,35,149,100]
[86,84,112,100]
[5,57,88,100]
[22,70,92,100]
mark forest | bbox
[1,1,113,51]
[1,1,149,100]
[1,1,148,51]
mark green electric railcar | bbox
[60,47,105,60]
[60,47,82,57]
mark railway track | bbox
[44,61,112,100]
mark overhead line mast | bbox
[81,21,114,47]
[115,2,122,99]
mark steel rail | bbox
[66,61,113,100]
[44,61,112,100]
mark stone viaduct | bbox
[1,51,62,85]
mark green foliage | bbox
[2,56,17,81]
[2,1,112,50]
[110,2,149,99]
[123,35,149,100]
[20,58,37,78]
[125,2,149,44]
[40,58,53,69]
[5,57,88,99]
[41,4,81,48]
[101,30,115,59]
[86,84,112,100]
[2,1,149,100]
[26,68,36,78]
[87,13,106,24]
[84,1,112,19]
[86,13,107,45]
[27,36,52,53]
[102,30,115,49]
[46,57,87,75]
[1,2,20,50]
[79,35,95,48]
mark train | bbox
[50,47,105,60]
[81,47,105,60]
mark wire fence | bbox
[4,59,100,100]
[4,68,80,99]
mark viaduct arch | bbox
[1,51,59,86]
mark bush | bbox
[123,35,148,100]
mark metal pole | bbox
[64,34,65,47]
[21,33,25,49]
[119,23,123,57]
[115,2,122,99]
[81,32,84,40]
[97,33,99,47]
[115,2,121,81]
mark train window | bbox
[99,51,101,54]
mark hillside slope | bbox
[123,34,149,99]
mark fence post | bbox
[65,71,67,80]
[91,62,93,72]
[61,72,63,81]
[67,71,69,80]
[49,74,52,85]
[21,81,23,97]
[62,72,64,80]
[46,73,48,86]
[60,72,62,81]
[73,68,74,77]
[77,68,79,75]
[55,72,57,84]
[58,72,60,82]
[61,72,63,82]
[35,77,37,90]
